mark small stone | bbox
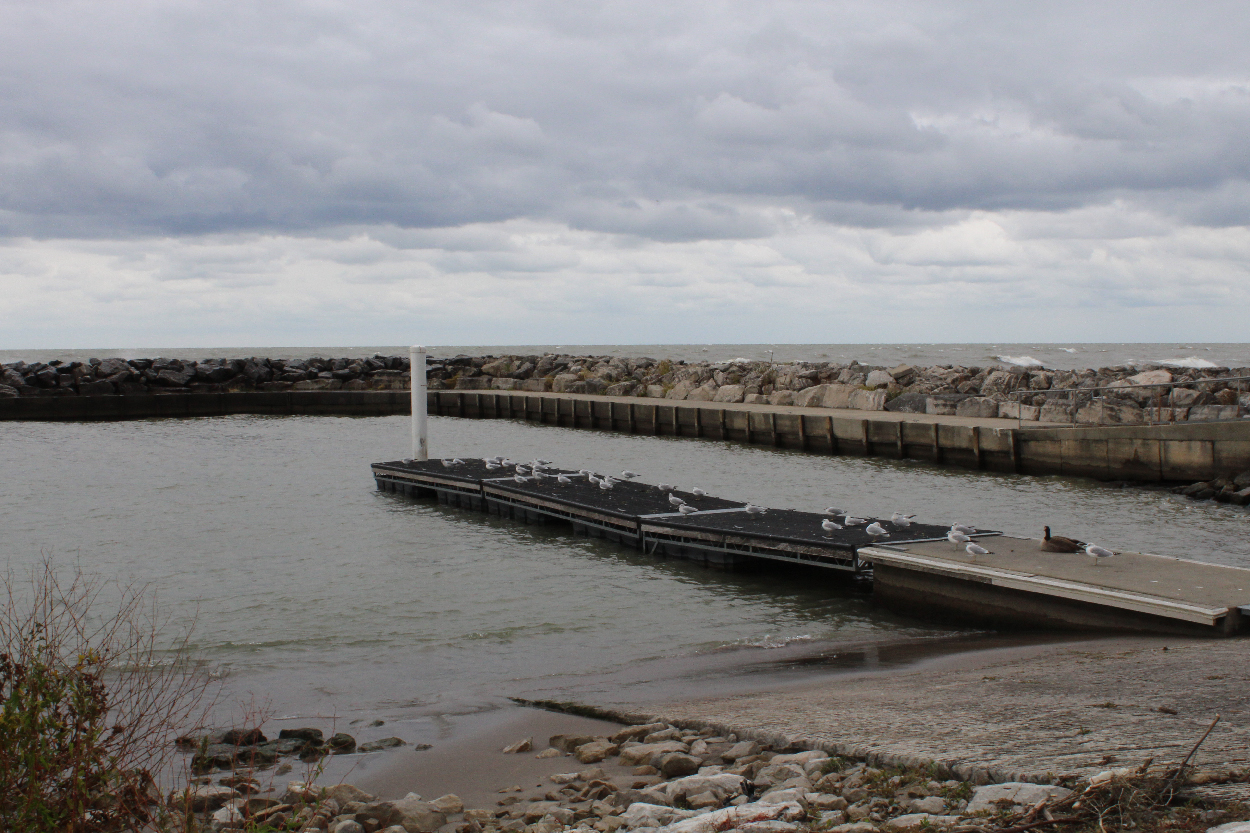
[358,737,406,753]
[575,740,619,764]
[535,748,561,759]
[503,737,533,754]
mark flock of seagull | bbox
[435,456,1117,565]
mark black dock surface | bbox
[372,457,995,573]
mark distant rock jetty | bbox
[3,353,1248,424]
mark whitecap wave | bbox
[1155,356,1218,369]
[997,355,1044,367]
[1058,348,1077,353]
[726,633,814,650]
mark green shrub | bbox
[0,562,212,832]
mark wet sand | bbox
[649,635,1250,783]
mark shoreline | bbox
[184,633,1250,831]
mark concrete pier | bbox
[6,387,1250,482]
[859,538,1249,636]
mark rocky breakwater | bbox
[4,352,1249,426]
[180,720,1248,832]
[0,354,413,398]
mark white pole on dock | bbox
[410,345,428,461]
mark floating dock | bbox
[372,458,1249,636]
[371,459,976,573]
[860,538,1250,636]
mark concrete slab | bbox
[860,536,1250,633]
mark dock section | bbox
[860,538,1249,636]
[373,458,1249,636]
[371,459,972,572]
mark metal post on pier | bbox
[410,345,428,461]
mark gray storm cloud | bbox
[3,0,1249,240]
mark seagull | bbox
[532,471,547,481]
[599,479,614,490]
[948,531,971,548]
[824,507,846,516]
[485,462,501,471]
[678,504,697,514]
[620,470,640,479]
[440,458,455,468]
[515,465,530,475]
[657,483,676,491]
[557,474,572,485]
[1041,526,1084,553]
[865,522,889,538]
[513,474,528,483]
[821,518,842,536]
[451,458,465,465]
[587,475,601,486]
[744,504,766,515]
[890,512,915,527]
[951,524,977,535]
[1086,544,1115,566]
[843,516,868,526]
[691,487,707,497]
[535,459,553,465]
[668,493,686,507]
[578,469,593,476]
[966,543,989,562]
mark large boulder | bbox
[767,390,794,406]
[864,370,894,389]
[658,800,804,833]
[685,383,718,402]
[965,783,1071,815]
[955,397,999,419]
[713,385,745,403]
[1128,369,1173,386]
[618,740,689,766]
[521,378,552,392]
[793,384,828,408]
[884,391,927,414]
[820,384,886,411]
[667,380,698,400]
[552,373,583,393]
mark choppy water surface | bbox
[5,342,1250,371]
[3,414,1248,730]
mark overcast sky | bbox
[2,0,1249,348]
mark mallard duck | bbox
[1041,526,1084,552]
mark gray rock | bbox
[965,782,1072,815]
[767,390,794,406]
[686,383,718,402]
[358,737,407,753]
[575,740,619,763]
[332,821,365,833]
[521,377,552,392]
[884,391,927,413]
[909,796,946,814]
[721,740,761,761]
[743,393,769,404]
[714,385,746,403]
[955,397,998,418]
[864,370,894,389]
[1207,824,1250,833]
[659,753,701,778]
[0,384,18,398]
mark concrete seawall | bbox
[4,389,1250,483]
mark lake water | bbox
[4,342,1250,372]
[3,412,1248,745]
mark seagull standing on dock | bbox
[557,474,572,485]
[658,483,676,491]
[1086,544,1115,566]
[824,507,846,517]
[620,470,640,479]
[678,504,697,514]
[744,504,766,515]
[691,487,707,497]
[821,518,842,536]
[890,512,915,527]
[865,522,889,538]
[948,531,971,548]
[513,474,528,483]
[966,543,989,561]
[843,516,867,526]
[951,524,977,535]
[668,493,685,507]
[599,478,614,490]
